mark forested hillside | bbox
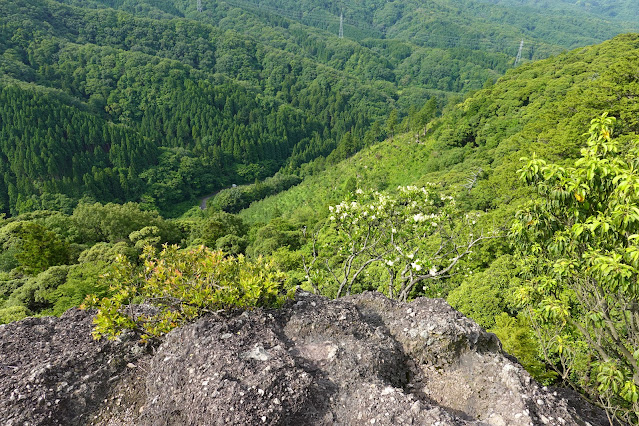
[242,33,639,222]
[2,0,638,217]
[66,0,639,52]
[0,0,398,215]
[481,0,639,20]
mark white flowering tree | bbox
[304,185,493,301]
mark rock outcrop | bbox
[0,291,608,425]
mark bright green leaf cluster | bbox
[84,244,292,341]
[513,113,639,422]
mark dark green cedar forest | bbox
[3,0,639,421]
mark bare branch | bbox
[463,167,483,192]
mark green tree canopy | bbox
[512,113,639,422]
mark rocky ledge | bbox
[0,291,607,425]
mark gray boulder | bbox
[0,292,608,425]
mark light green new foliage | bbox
[240,133,434,225]
[85,245,292,342]
[448,254,521,329]
[512,113,639,422]
[490,313,557,385]
[0,305,30,324]
[448,254,558,383]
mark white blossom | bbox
[429,267,437,275]
[411,262,422,271]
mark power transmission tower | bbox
[339,11,344,38]
[197,0,203,12]
[514,39,524,66]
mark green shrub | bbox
[6,266,69,312]
[85,245,293,341]
[15,223,71,275]
[77,242,137,263]
[490,313,557,385]
[512,114,639,421]
[248,218,302,258]
[215,234,248,256]
[193,212,247,248]
[448,254,520,329]
[0,305,31,324]
[51,261,111,316]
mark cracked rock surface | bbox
[0,292,608,425]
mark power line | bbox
[220,0,538,56]
[221,0,374,33]
[223,0,337,23]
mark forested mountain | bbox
[0,0,395,215]
[62,0,639,52]
[242,33,639,222]
[2,0,638,217]
[0,0,498,215]
[481,0,639,20]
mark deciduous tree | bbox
[305,186,493,300]
[513,113,639,422]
